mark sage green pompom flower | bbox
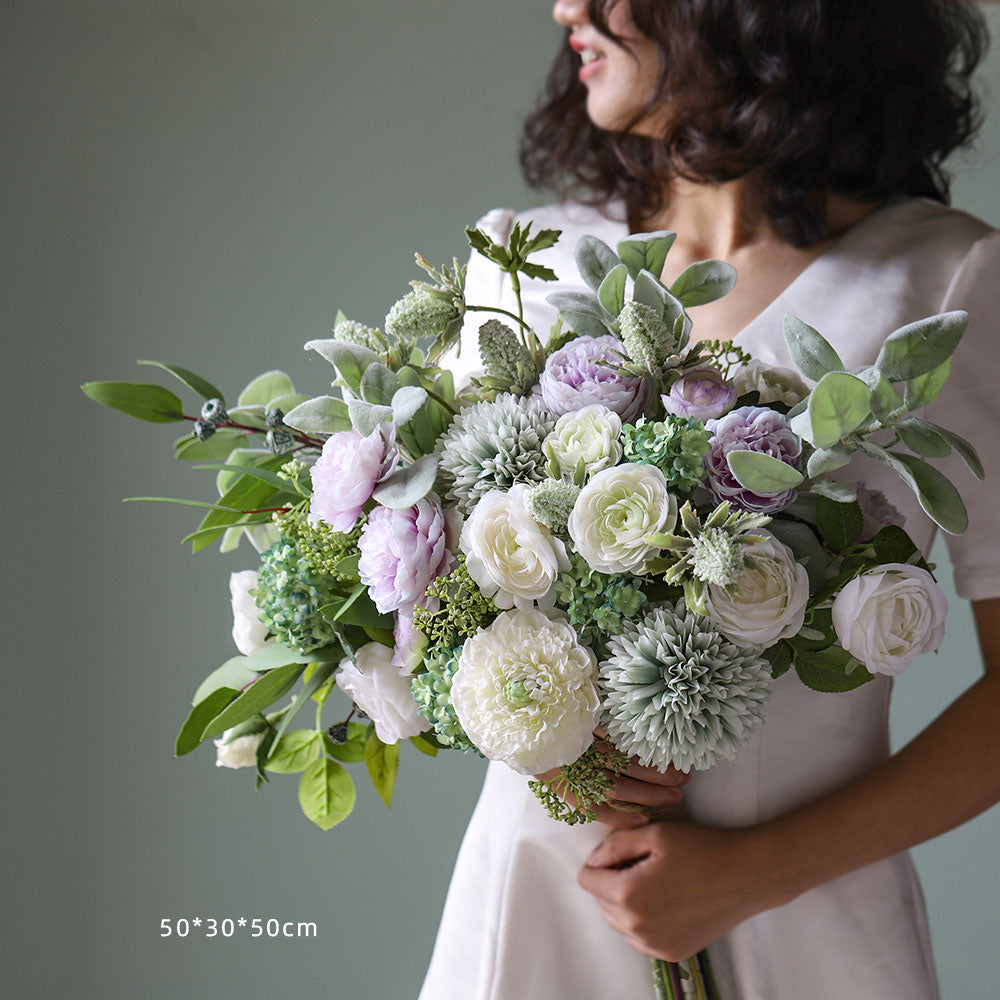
[600,600,772,772]
[252,535,342,654]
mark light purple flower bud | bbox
[309,426,397,533]
[539,334,651,424]
[704,405,803,514]
[662,368,737,421]
[358,497,451,614]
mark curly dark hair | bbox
[521,0,989,246]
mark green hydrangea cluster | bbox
[410,646,479,753]
[252,535,343,654]
[622,415,711,494]
[271,508,362,584]
[555,552,648,655]
[412,556,496,648]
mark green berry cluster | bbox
[622,415,711,494]
[271,508,362,584]
[412,556,496,648]
[527,742,633,825]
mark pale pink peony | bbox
[309,426,397,533]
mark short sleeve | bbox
[448,208,515,386]
[926,229,1000,600]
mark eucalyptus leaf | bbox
[81,381,185,423]
[196,461,292,493]
[347,397,393,436]
[298,758,356,830]
[175,688,239,756]
[192,654,261,705]
[933,424,984,480]
[391,385,428,426]
[238,370,295,407]
[632,269,685,329]
[616,231,676,280]
[360,362,401,406]
[365,730,400,808]
[284,395,352,435]
[725,450,804,492]
[137,360,224,401]
[200,663,305,741]
[808,479,857,503]
[265,729,320,773]
[802,372,871,448]
[574,235,622,292]
[806,446,851,478]
[597,263,627,316]
[372,454,438,508]
[816,496,864,550]
[895,417,953,458]
[306,340,381,393]
[782,316,844,381]
[174,428,249,461]
[267,392,310,414]
[545,291,613,338]
[669,259,737,307]
[874,311,968,382]
[903,358,951,411]
[853,366,904,420]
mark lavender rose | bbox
[662,368,737,421]
[358,497,451,614]
[704,405,803,514]
[539,334,651,423]
[310,426,397,533]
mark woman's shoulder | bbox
[876,197,995,270]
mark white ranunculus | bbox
[451,608,601,775]
[704,532,810,648]
[461,484,569,610]
[731,359,809,407]
[568,463,677,574]
[831,563,948,675]
[229,570,271,655]
[336,642,430,744]
[543,404,623,480]
[213,725,266,769]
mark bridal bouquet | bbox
[84,222,979,1000]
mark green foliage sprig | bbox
[527,742,632,825]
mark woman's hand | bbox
[577,821,778,961]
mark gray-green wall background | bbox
[4,3,998,997]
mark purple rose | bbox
[662,368,737,421]
[309,426,397,533]
[540,334,651,423]
[358,497,451,614]
[704,406,802,514]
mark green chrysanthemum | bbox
[252,535,343,653]
[555,552,648,655]
[436,392,555,514]
[411,646,480,753]
[622,415,711,493]
[525,479,580,534]
[600,600,772,772]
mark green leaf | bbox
[298,758,356,830]
[782,316,844,381]
[173,428,249,461]
[200,663,305,740]
[545,291,613,338]
[273,661,337,744]
[875,311,968,382]
[795,372,871,448]
[853,366,904,420]
[410,734,439,757]
[175,688,239,756]
[632,269,685,329]
[347,397,393,436]
[896,417,953,458]
[859,443,968,534]
[871,524,922,565]
[806,446,851,478]
[81,381,185,423]
[903,358,951,411]
[761,641,793,679]
[899,418,984,480]
[390,385,428,426]
[192,655,261,705]
[725,450,804,492]
[122,496,244,513]
[360,362,401,406]
[193,462,292,492]
[669,259,737,307]
[816,496,864,550]
[365,730,399,808]
[136,360,223,402]
[324,722,368,762]
[238,370,295,407]
[180,515,274,548]
[319,584,393,630]
[794,646,875,693]
[283,395,351,435]
[307,340,381,393]
[265,729,320,773]
[574,235,622,292]
[809,480,857,503]
[616,231,676,281]
[597,263,627,316]
[372,454,438,508]
[765,519,828,593]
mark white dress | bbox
[420,197,1000,1000]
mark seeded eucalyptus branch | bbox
[528,742,632,825]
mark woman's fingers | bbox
[605,771,685,809]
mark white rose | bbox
[213,725,266,769]
[832,563,948,675]
[731,359,809,407]
[336,642,430,744]
[451,608,601,775]
[229,570,271,655]
[543,404,623,481]
[461,484,569,609]
[568,463,678,574]
[704,532,810,648]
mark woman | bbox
[423,2,1000,997]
